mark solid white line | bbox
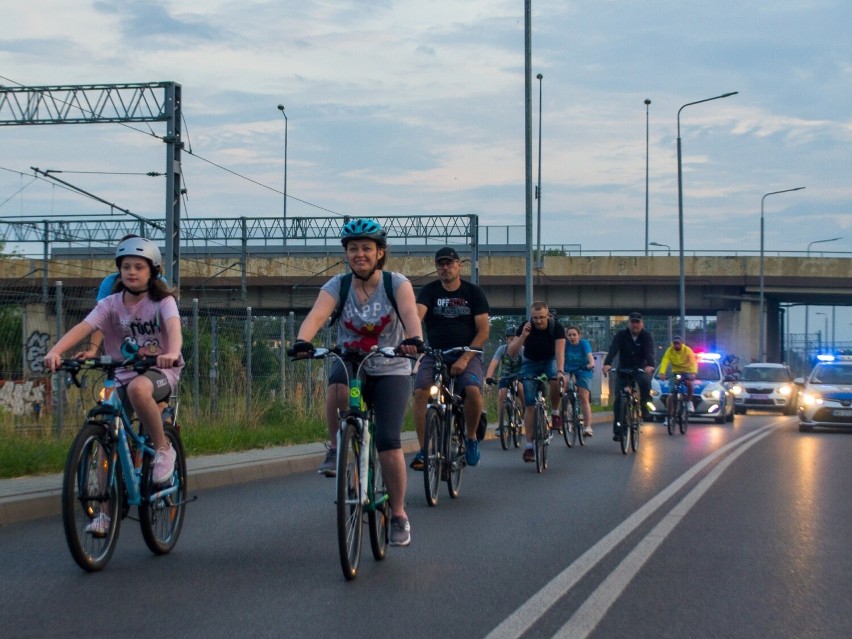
[484,424,777,639]
[553,426,775,639]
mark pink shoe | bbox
[152,445,177,484]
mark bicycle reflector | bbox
[99,379,116,402]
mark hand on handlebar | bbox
[289,339,315,358]
[398,337,424,355]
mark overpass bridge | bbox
[2,248,849,364]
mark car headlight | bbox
[650,388,660,398]
[731,384,743,395]
[800,392,823,406]
[702,388,722,400]
[778,384,792,396]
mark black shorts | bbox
[118,370,173,405]
[329,362,409,453]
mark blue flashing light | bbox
[816,354,835,362]
[698,352,721,361]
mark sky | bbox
[1,0,850,339]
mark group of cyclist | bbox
[43,217,697,550]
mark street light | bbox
[644,98,651,256]
[649,241,671,256]
[676,91,738,338]
[804,237,841,362]
[759,186,806,362]
[535,73,543,269]
[276,104,288,244]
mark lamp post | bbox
[759,186,806,362]
[804,237,841,362]
[535,73,543,269]
[649,241,670,256]
[815,312,828,354]
[676,91,738,338]
[644,98,651,256]
[276,104,288,243]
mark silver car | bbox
[649,354,735,424]
[797,356,852,432]
[731,363,797,415]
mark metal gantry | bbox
[0,82,183,288]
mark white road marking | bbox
[485,424,777,639]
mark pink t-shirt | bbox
[84,292,183,390]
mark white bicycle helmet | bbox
[115,237,162,269]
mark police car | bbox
[731,362,797,415]
[649,353,735,424]
[797,355,852,432]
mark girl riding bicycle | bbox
[563,324,595,437]
[290,218,422,547]
[44,237,184,490]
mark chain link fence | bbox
[3,280,839,435]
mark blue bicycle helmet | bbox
[340,218,387,247]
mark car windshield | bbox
[740,367,790,382]
[696,362,720,381]
[810,365,852,385]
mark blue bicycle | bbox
[59,356,189,572]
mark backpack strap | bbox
[329,273,353,326]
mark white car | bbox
[649,353,735,424]
[797,355,852,432]
[731,363,797,415]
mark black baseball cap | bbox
[628,312,643,321]
[673,336,684,343]
[435,247,461,262]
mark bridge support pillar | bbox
[717,300,784,366]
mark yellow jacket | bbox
[659,344,698,374]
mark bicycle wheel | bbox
[368,441,389,561]
[139,423,187,555]
[574,395,585,447]
[512,402,523,448]
[499,401,511,451]
[62,421,122,572]
[667,395,676,436]
[535,403,547,472]
[679,398,689,434]
[336,421,363,580]
[423,407,441,507]
[560,393,574,448]
[631,401,640,452]
[620,398,631,455]
[447,410,464,498]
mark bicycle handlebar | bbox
[58,355,159,387]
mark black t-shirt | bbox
[417,279,490,350]
[516,318,565,362]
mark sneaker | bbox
[390,516,411,546]
[465,438,480,466]
[152,444,177,484]
[409,450,425,471]
[317,446,337,477]
[85,512,110,538]
[688,403,696,413]
[551,414,562,433]
[583,426,593,437]
[663,417,670,427]
[522,446,535,463]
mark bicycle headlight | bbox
[429,385,442,402]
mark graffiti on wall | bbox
[25,331,50,376]
[0,380,46,417]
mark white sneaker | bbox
[688,404,695,413]
[152,445,177,484]
[85,512,111,538]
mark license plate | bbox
[834,409,852,417]
[751,394,768,400]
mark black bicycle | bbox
[519,374,552,472]
[489,375,523,450]
[422,346,482,506]
[667,374,689,436]
[289,345,408,580]
[614,368,643,454]
[559,368,586,448]
[58,356,190,572]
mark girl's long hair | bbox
[113,264,178,301]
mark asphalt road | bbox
[1,414,849,638]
